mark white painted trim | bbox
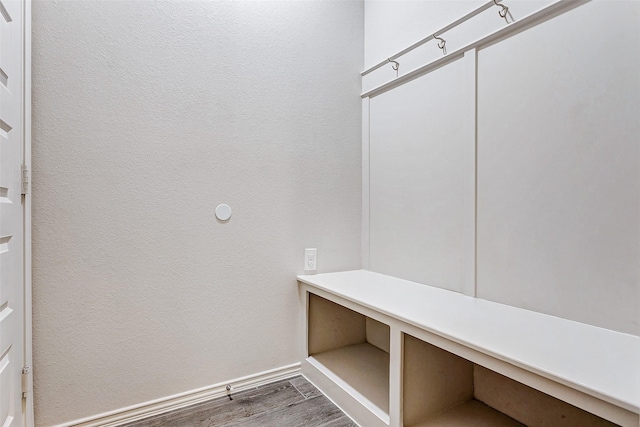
[302,359,387,427]
[22,1,33,426]
[388,325,403,427]
[298,271,639,425]
[399,322,638,427]
[306,356,388,424]
[461,49,477,298]
[301,286,309,359]
[53,363,301,427]
[361,98,370,270]
[298,373,361,427]
[361,0,590,99]
[360,0,501,76]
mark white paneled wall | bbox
[364,0,639,335]
[369,54,475,294]
[476,0,640,335]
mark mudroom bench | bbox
[297,270,639,427]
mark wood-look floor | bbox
[122,376,356,427]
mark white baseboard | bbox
[54,363,301,427]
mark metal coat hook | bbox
[388,58,400,77]
[434,35,447,55]
[493,0,513,24]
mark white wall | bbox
[32,1,363,425]
[364,0,639,335]
[476,1,639,336]
[369,56,475,293]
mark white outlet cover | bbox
[215,204,232,221]
[304,248,317,272]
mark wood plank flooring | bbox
[122,376,356,427]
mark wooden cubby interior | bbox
[307,294,390,416]
[403,333,619,427]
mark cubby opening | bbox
[402,334,619,427]
[307,294,390,417]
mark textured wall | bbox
[32,1,362,425]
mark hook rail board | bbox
[361,0,589,99]
[361,0,507,77]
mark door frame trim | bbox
[22,0,33,425]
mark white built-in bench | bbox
[297,270,639,427]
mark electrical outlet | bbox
[304,248,317,273]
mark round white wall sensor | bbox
[215,204,232,221]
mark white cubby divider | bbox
[298,270,639,427]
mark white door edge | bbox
[22,0,33,425]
